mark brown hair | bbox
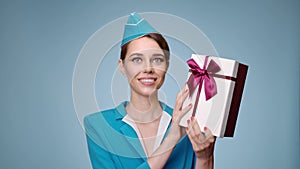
[120,33,170,61]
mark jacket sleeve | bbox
[84,115,117,169]
[86,134,116,169]
[84,114,151,169]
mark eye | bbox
[152,57,165,63]
[131,57,142,63]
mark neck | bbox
[126,90,162,123]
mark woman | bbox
[84,12,216,169]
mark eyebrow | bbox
[152,53,165,57]
[128,52,165,58]
[128,53,144,58]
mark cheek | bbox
[124,65,143,80]
[156,69,167,82]
[156,66,168,77]
[157,69,167,77]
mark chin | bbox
[139,88,158,97]
[131,86,158,98]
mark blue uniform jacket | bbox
[84,102,195,169]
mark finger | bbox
[180,84,188,95]
[187,119,201,144]
[188,118,206,147]
[186,120,198,146]
[182,84,189,99]
[200,127,216,150]
[203,127,216,143]
[178,103,192,120]
[186,120,202,151]
[186,130,197,149]
[178,85,188,99]
[190,117,206,143]
[187,122,216,152]
[174,86,189,111]
[176,89,189,110]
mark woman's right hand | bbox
[148,86,192,169]
[168,86,192,141]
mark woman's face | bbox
[119,36,169,97]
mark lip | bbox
[138,77,157,86]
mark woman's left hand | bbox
[186,117,216,168]
[167,86,192,141]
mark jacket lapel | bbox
[113,101,174,160]
[119,123,147,159]
[114,102,147,160]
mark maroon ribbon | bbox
[186,56,222,116]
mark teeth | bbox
[140,79,154,83]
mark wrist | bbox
[168,124,182,141]
[196,155,214,169]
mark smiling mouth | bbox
[138,78,157,86]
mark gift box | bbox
[179,54,248,137]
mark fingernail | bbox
[191,116,194,121]
[185,88,189,93]
[187,119,190,124]
[185,127,188,131]
[204,127,207,131]
[189,103,192,107]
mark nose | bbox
[143,59,154,73]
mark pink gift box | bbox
[180,54,248,137]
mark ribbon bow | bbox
[186,56,221,101]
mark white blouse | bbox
[122,111,171,155]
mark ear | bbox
[118,59,127,77]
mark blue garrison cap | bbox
[121,12,158,46]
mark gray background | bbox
[0,0,299,169]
